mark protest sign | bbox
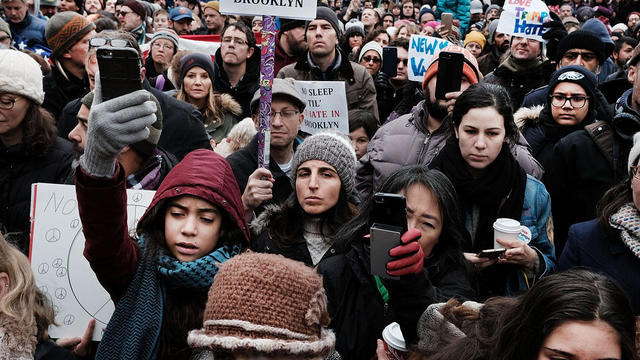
[29,183,155,341]
[408,35,451,82]
[294,81,349,135]
[220,0,317,20]
[140,36,221,61]
[496,0,551,42]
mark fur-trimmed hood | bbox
[215,92,243,117]
[514,105,544,130]
[250,202,288,236]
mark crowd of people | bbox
[2,0,640,358]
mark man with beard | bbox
[477,20,511,75]
[356,46,542,199]
[169,6,194,36]
[275,18,306,75]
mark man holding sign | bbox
[278,6,379,123]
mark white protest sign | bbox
[496,0,551,42]
[220,0,317,20]
[140,37,220,60]
[408,35,451,82]
[29,183,155,341]
[294,81,349,135]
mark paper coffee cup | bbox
[493,218,522,250]
[382,322,409,360]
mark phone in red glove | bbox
[370,193,407,280]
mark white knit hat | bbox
[358,41,384,63]
[0,50,45,105]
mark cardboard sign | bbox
[496,0,551,42]
[220,0,317,20]
[407,35,451,82]
[294,81,349,135]
[29,183,155,341]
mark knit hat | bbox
[150,29,179,52]
[422,45,481,90]
[554,30,606,64]
[418,7,435,20]
[306,6,342,38]
[547,65,598,103]
[291,132,357,197]
[45,12,96,59]
[123,0,146,19]
[487,19,499,45]
[169,6,193,21]
[344,19,365,38]
[279,18,306,34]
[203,0,219,12]
[0,18,10,40]
[611,23,628,33]
[180,53,214,83]
[576,6,594,23]
[424,20,440,30]
[187,252,335,357]
[250,77,306,114]
[0,50,45,105]
[484,4,501,20]
[80,90,163,156]
[464,31,486,49]
[358,40,383,63]
[470,0,483,14]
[40,0,61,6]
[581,18,614,56]
[628,133,640,169]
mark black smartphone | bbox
[381,46,398,78]
[478,248,506,259]
[372,192,407,233]
[435,51,464,100]
[97,46,142,101]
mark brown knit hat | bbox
[187,252,335,357]
[45,12,96,59]
[122,0,147,20]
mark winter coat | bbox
[317,239,474,359]
[356,101,544,200]
[42,65,90,122]
[477,47,503,76]
[434,0,471,35]
[249,202,344,267]
[277,49,379,123]
[212,45,260,119]
[226,135,299,217]
[201,93,243,144]
[482,57,550,111]
[56,98,82,140]
[559,219,640,313]
[145,56,175,92]
[0,138,73,255]
[8,13,47,47]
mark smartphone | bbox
[478,248,506,259]
[435,51,464,100]
[381,46,398,78]
[370,224,401,280]
[441,12,453,33]
[97,46,142,101]
[372,192,407,233]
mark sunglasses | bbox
[362,55,380,64]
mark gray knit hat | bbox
[81,91,163,156]
[306,6,342,38]
[291,132,357,198]
[150,29,179,53]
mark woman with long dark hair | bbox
[318,165,474,359]
[430,83,556,298]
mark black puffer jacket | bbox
[0,138,73,255]
[43,66,90,122]
[212,45,260,119]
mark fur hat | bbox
[422,45,481,90]
[291,132,357,198]
[0,50,45,104]
[554,30,606,64]
[45,12,96,59]
[250,77,306,114]
[187,252,335,357]
[306,6,342,38]
[358,41,383,63]
[180,53,214,84]
[629,133,640,170]
[123,0,146,20]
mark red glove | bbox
[386,228,424,277]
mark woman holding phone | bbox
[430,83,556,298]
[317,166,474,359]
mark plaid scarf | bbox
[609,203,640,259]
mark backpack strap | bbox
[584,120,614,166]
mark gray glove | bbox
[80,73,158,177]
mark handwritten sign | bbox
[220,0,317,20]
[294,81,349,135]
[496,0,551,42]
[408,35,451,82]
[29,183,155,341]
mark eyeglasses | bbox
[116,10,132,16]
[270,110,299,119]
[152,42,174,51]
[221,36,247,46]
[0,96,17,110]
[89,38,134,48]
[631,166,640,179]
[362,55,380,64]
[549,94,589,108]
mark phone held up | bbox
[370,193,408,280]
[381,46,398,78]
[435,51,464,100]
[97,46,143,101]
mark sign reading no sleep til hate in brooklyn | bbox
[220,0,317,20]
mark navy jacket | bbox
[559,219,640,314]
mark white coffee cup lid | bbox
[382,322,407,351]
[493,218,521,233]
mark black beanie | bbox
[180,53,214,83]
[279,18,306,38]
[548,65,598,101]
[555,30,606,65]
